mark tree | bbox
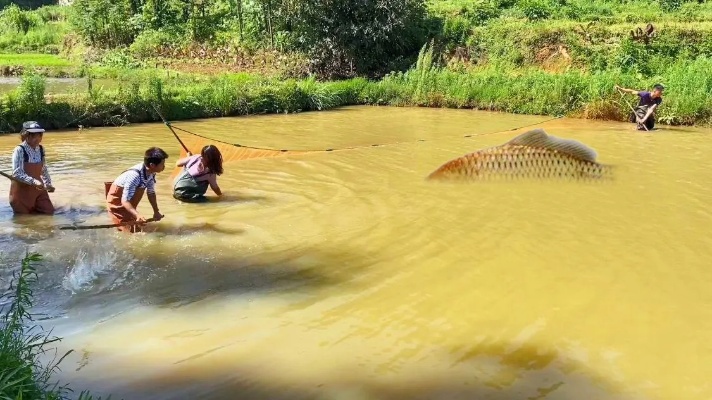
[70,0,136,47]
[0,0,55,10]
[289,0,431,78]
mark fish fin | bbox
[505,128,598,162]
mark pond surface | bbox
[0,76,117,94]
[1,106,711,400]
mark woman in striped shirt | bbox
[105,147,168,233]
[9,121,55,215]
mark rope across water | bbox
[165,115,565,155]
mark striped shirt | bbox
[113,163,156,202]
[11,142,52,187]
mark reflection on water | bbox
[1,106,712,400]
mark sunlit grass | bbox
[362,44,712,126]
[0,53,74,67]
[0,70,368,133]
[1,1,711,129]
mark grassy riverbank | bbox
[0,70,365,131]
[365,45,712,126]
[2,46,710,132]
[1,252,105,399]
[1,0,712,130]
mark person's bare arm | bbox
[121,199,144,222]
[147,192,164,221]
[209,181,222,196]
[615,85,640,95]
[175,152,193,167]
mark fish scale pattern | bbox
[429,144,614,182]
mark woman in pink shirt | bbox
[172,145,224,202]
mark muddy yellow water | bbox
[1,106,712,400]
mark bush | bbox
[677,2,702,21]
[659,0,682,12]
[441,15,471,48]
[99,48,144,69]
[559,0,614,21]
[517,0,554,20]
[69,0,137,48]
[0,4,38,34]
[129,30,177,59]
[289,0,432,79]
[463,0,500,25]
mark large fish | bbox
[427,129,614,181]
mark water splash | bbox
[62,243,137,295]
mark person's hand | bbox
[152,211,164,221]
[135,215,147,224]
[187,152,193,156]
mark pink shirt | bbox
[185,155,218,186]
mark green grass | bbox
[2,51,710,134]
[1,1,711,128]
[427,0,712,77]
[427,0,712,24]
[0,70,369,133]
[0,252,109,400]
[0,53,74,67]
[0,22,69,53]
[433,15,712,75]
[364,44,712,126]
[0,4,69,53]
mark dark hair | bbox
[653,84,665,91]
[201,145,223,175]
[144,147,169,166]
[20,130,43,141]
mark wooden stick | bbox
[0,170,48,191]
[616,88,649,131]
[151,104,191,154]
[59,217,160,231]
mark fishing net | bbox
[176,133,313,164]
[150,106,318,176]
[155,112,568,179]
[166,125,319,179]
[630,105,655,130]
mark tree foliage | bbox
[0,0,55,10]
[70,0,137,47]
[68,0,433,78]
[288,0,432,78]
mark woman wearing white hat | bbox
[9,121,55,215]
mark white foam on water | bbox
[61,243,137,295]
